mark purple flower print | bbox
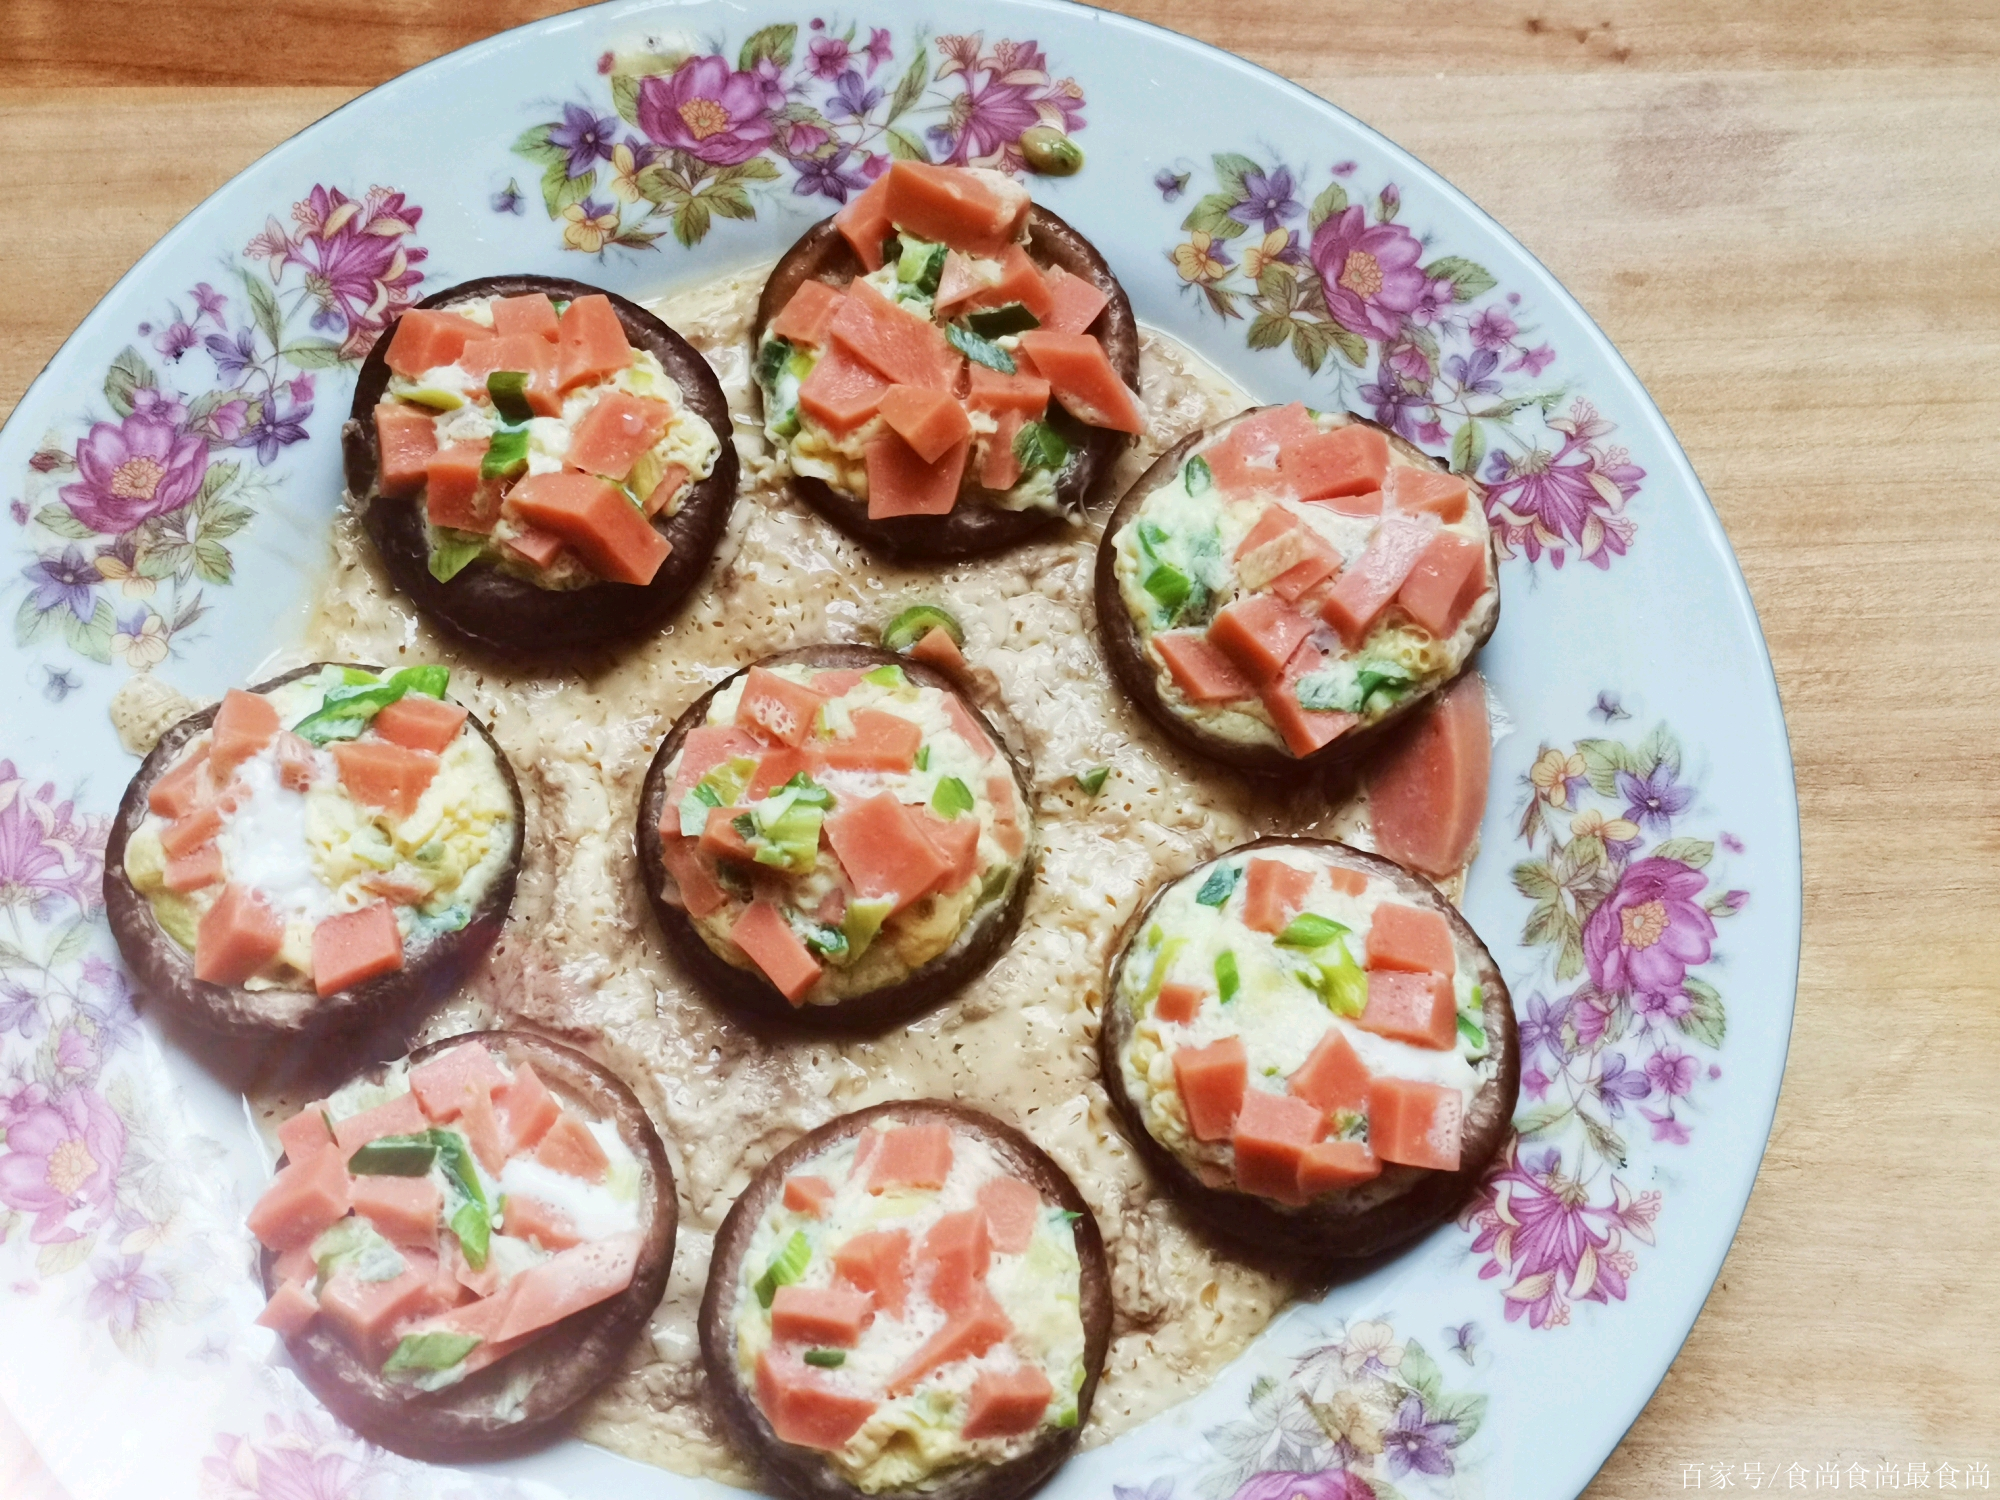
[237,397,313,466]
[793,148,871,203]
[1591,1052,1652,1118]
[1386,342,1432,386]
[1646,1045,1698,1097]
[86,1255,168,1335]
[863,28,894,73]
[205,328,258,381]
[287,373,315,405]
[1409,275,1455,326]
[1237,166,1301,231]
[638,55,777,166]
[1446,347,1503,396]
[59,412,207,534]
[807,35,852,79]
[1463,1138,1651,1328]
[1585,857,1716,999]
[1382,1395,1457,1478]
[153,321,199,360]
[1231,1470,1374,1500]
[55,1025,99,1079]
[1522,1065,1551,1100]
[1155,168,1190,201]
[1469,306,1518,350]
[1517,992,1569,1064]
[23,551,101,622]
[1618,764,1692,832]
[1632,984,1693,1023]
[1358,375,1434,445]
[0,761,109,917]
[0,1086,124,1243]
[191,282,227,322]
[828,70,883,122]
[127,388,187,427]
[549,102,618,177]
[776,119,832,158]
[1309,205,1431,340]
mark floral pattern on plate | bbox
[1456,703,1747,1329]
[1114,1318,1486,1500]
[10,186,427,670]
[0,759,241,1358]
[508,22,1084,250]
[1159,156,1645,571]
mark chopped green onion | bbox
[946,323,1016,374]
[486,371,533,424]
[1184,455,1213,494]
[481,425,530,481]
[1076,766,1110,795]
[1457,1011,1487,1048]
[931,776,975,817]
[1355,662,1414,707]
[1195,863,1241,908]
[896,238,947,295]
[1304,942,1368,1018]
[1057,1209,1083,1225]
[881,604,964,652]
[965,303,1040,338]
[863,664,907,688]
[1143,563,1192,613]
[777,773,835,809]
[754,1230,812,1308]
[1215,951,1240,1003]
[798,920,849,960]
[915,744,931,771]
[291,665,452,745]
[756,337,794,391]
[450,1202,490,1271]
[1013,421,1069,472]
[1277,913,1351,949]
[803,1349,847,1368]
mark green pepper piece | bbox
[291,665,452,745]
[1143,563,1192,614]
[481,425,530,481]
[931,776,975,817]
[1277,913,1352,949]
[880,604,965,652]
[1012,420,1069,472]
[841,897,893,962]
[427,528,486,584]
[896,239,947,296]
[486,371,534,424]
[1195,863,1241,909]
[863,664,906,688]
[755,337,794,391]
[965,303,1041,338]
[346,1136,439,1176]
[945,323,1016,374]
[1215,950,1240,1003]
[383,1331,480,1376]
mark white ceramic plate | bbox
[0,3,1799,1497]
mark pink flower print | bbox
[1522,1065,1551,1100]
[1482,399,1646,568]
[1645,1046,1699,1098]
[1308,205,1432,340]
[0,1086,125,1243]
[191,282,227,322]
[58,412,207,534]
[929,36,1082,168]
[0,761,111,918]
[284,185,428,359]
[807,34,852,79]
[1462,1139,1645,1329]
[1469,307,1518,349]
[1232,1470,1376,1500]
[287,374,316,405]
[1641,1105,1691,1145]
[638,55,777,166]
[863,28,894,73]
[1506,343,1556,376]
[1584,857,1716,999]
[153,321,200,360]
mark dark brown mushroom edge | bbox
[638,644,1035,1033]
[699,1100,1111,1500]
[249,1031,676,1461]
[752,168,1140,560]
[1098,836,1517,1264]
[343,274,739,654]
[1094,404,1501,777]
[104,662,523,1040]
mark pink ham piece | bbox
[963,1365,1055,1439]
[319,1246,457,1359]
[492,1231,642,1343]
[770,1284,875,1347]
[505,1195,583,1252]
[670,724,761,802]
[409,1040,508,1121]
[1231,1089,1326,1203]
[147,745,213,819]
[1288,1030,1371,1116]
[1357,970,1458,1050]
[758,1348,879,1450]
[784,1175,836,1218]
[333,1091,427,1158]
[351,1174,443,1248]
[210,689,280,776]
[1365,903,1457,977]
[825,794,951,915]
[246,1147,352,1251]
[193,883,283,986]
[888,1288,1012,1393]
[1397,530,1488,638]
[1320,515,1437,646]
[311,903,404,998]
[1206,594,1314,687]
[495,1062,563,1155]
[535,1114,610,1182]
[1296,1139,1383,1193]
[660,835,728,920]
[396,1287,530,1380]
[833,1229,911,1319]
[256,1279,319,1337]
[276,1105,335,1164]
[976,1177,1042,1253]
[1154,631,1256,704]
[1368,672,1491,880]
[942,694,994,758]
[866,1123,954,1192]
[919,1210,991,1314]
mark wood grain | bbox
[5,3,1999,1492]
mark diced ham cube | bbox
[737,667,828,747]
[163,842,224,894]
[1241,858,1314,935]
[867,1123,955,1192]
[1153,632,1256,704]
[246,1145,353,1252]
[769,280,847,347]
[731,900,823,1004]
[193,882,284,986]
[331,740,439,820]
[919,1210,991,1314]
[976,1177,1042,1254]
[256,1279,320,1338]
[332,1091,426,1158]
[1367,1078,1463,1171]
[887,1288,1013,1393]
[833,1228,911,1319]
[1207,595,1314,686]
[771,1284,875,1347]
[1369,671,1490,881]
[1364,904,1456,977]
[351,1173,443,1248]
[1320,516,1438,646]
[535,1114,610,1183]
[784,1175,836,1218]
[1282,424,1389,502]
[818,708,922,773]
[1288,1030,1371,1116]
[147,745,213,819]
[1357,970,1458,1050]
[660,835,728,920]
[372,695,468,755]
[1231,1089,1326,1203]
[1296,1139,1383,1194]
[1154,982,1204,1025]
[210,689,280,775]
[276,1104,335,1165]
[311,903,403,997]
[908,626,966,675]
[504,1194,582,1251]
[492,1232,642,1342]
[963,1365,1055,1438]
[1172,1036,1248,1142]
[1384,464,1471,522]
[1397,530,1487,638]
[757,1348,880,1450]
[825,794,951,915]
[374,404,438,499]
[409,1040,509,1121]
[496,1062,563,1155]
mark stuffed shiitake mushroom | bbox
[1099,837,1517,1263]
[700,1101,1111,1500]
[343,275,738,653]
[754,161,1141,559]
[246,1031,676,1459]
[104,663,522,1039]
[638,645,1035,1031]
[1095,404,1500,775]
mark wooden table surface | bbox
[4,2,1998,1493]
